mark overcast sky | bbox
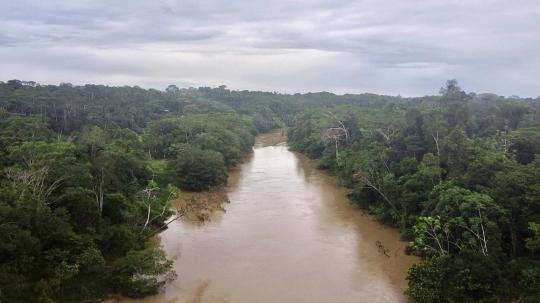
[0,0,539,96]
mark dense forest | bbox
[288,80,540,302]
[0,80,283,302]
[0,79,539,302]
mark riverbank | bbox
[169,129,288,223]
[112,129,416,303]
[171,187,230,223]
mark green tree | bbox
[173,144,228,191]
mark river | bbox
[121,129,417,303]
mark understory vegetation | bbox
[0,79,538,302]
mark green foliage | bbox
[110,247,175,298]
[288,79,540,303]
[0,81,278,302]
[0,79,538,302]
[173,144,228,191]
[148,159,175,187]
[406,256,446,303]
[526,222,540,253]
[519,265,540,302]
[407,254,503,303]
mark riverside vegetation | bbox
[0,79,539,302]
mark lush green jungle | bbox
[0,79,539,302]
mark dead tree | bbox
[374,126,397,144]
[431,130,442,183]
[322,112,351,161]
[322,127,346,161]
[140,185,159,233]
[353,169,397,211]
[145,196,206,238]
[93,167,105,215]
[5,167,63,205]
[459,208,489,256]
[326,112,350,143]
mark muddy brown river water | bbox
[121,130,417,303]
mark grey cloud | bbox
[0,33,18,46]
[0,0,539,96]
